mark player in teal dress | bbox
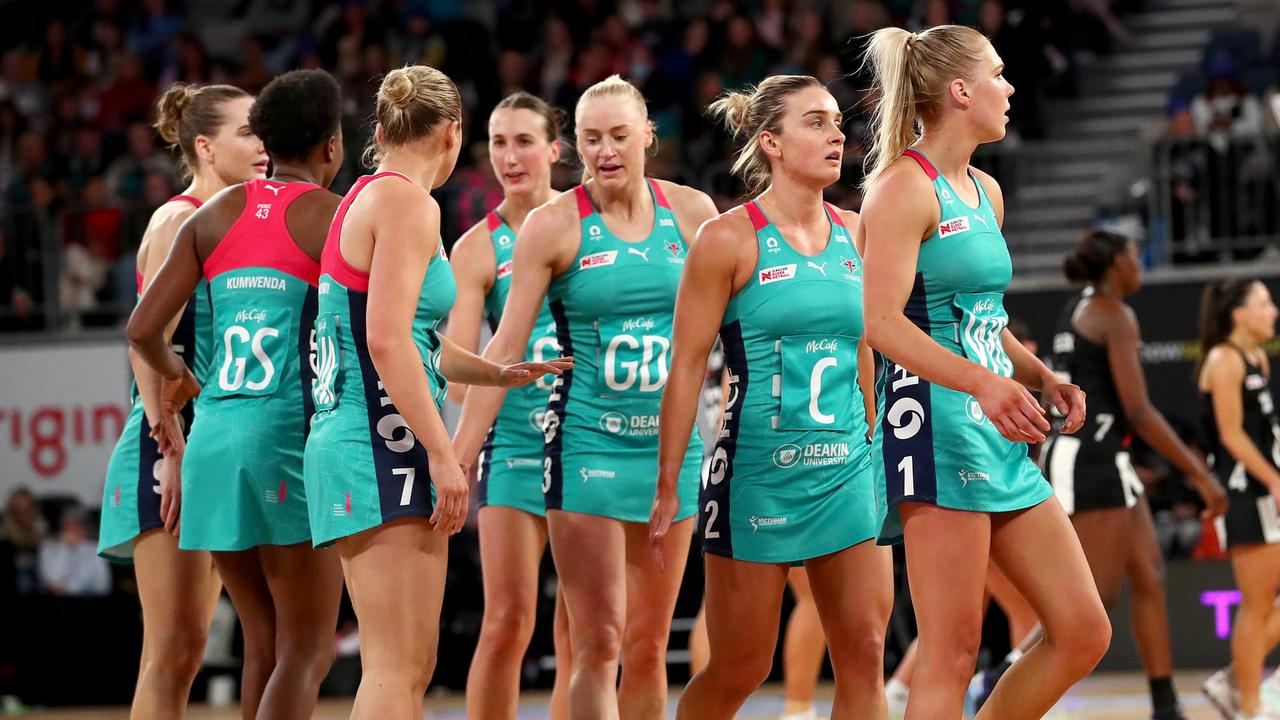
[446,92,572,720]
[649,76,892,720]
[300,67,568,719]
[454,75,718,718]
[99,82,264,718]
[858,26,1108,719]
[128,71,347,720]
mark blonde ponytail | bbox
[860,24,988,189]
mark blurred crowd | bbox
[1159,16,1280,259]
[0,0,1123,331]
[0,488,111,600]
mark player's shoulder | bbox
[451,216,497,263]
[654,179,715,215]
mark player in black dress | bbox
[1198,278,1280,720]
[1041,230,1227,720]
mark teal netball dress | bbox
[702,200,880,563]
[99,195,212,561]
[304,171,457,546]
[542,180,702,522]
[873,149,1050,545]
[179,179,322,552]
[476,211,560,516]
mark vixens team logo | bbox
[840,257,859,279]
[666,241,684,262]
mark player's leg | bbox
[619,518,694,720]
[254,542,343,720]
[130,530,221,720]
[978,500,1111,720]
[781,568,828,719]
[211,549,277,720]
[338,518,448,720]
[547,510,627,720]
[806,540,894,720]
[675,553,789,720]
[466,506,550,720]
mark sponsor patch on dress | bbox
[938,216,970,238]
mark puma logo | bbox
[973,214,989,229]
[263,184,281,196]
[807,261,827,276]
[628,247,650,262]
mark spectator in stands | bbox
[1163,106,1213,257]
[0,487,46,597]
[1192,55,1265,150]
[38,505,111,597]
[0,1,1096,331]
[981,0,1049,139]
[538,18,574,101]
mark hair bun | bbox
[1062,253,1091,284]
[155,83,198,146]
[381,69,416,109]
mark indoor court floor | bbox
[30,670,1229,719]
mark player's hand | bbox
[647,484,681,573]
[428,453,469,535]
[1192,472,1229,520]
[161,367,201,415]
[149,411,184,457]
[158,431,186,536]
[496,357,574,388]
[1041,378,1087,434]
[453,436,481,481]
[974,373,1051,444]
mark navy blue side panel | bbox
[477,425,496,506]
[542,299,573,512]
[902,272,930,333]
[700,320,747,558]
[347,291,435,520]
[298,285,319,437]
[134,413,162,533]
[880,355,938,505]
[171,289,199,370]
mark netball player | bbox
[1034,230,1229,719]
[650,75,890,720]
[454,75,717,720]
[100,82,264,719]
[1197,278,1280,720]
[129,70,347,720]
[302,66,568,720]
[858,26,1109,719]
[447,90,572,720]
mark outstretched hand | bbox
[497,357,574,388]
